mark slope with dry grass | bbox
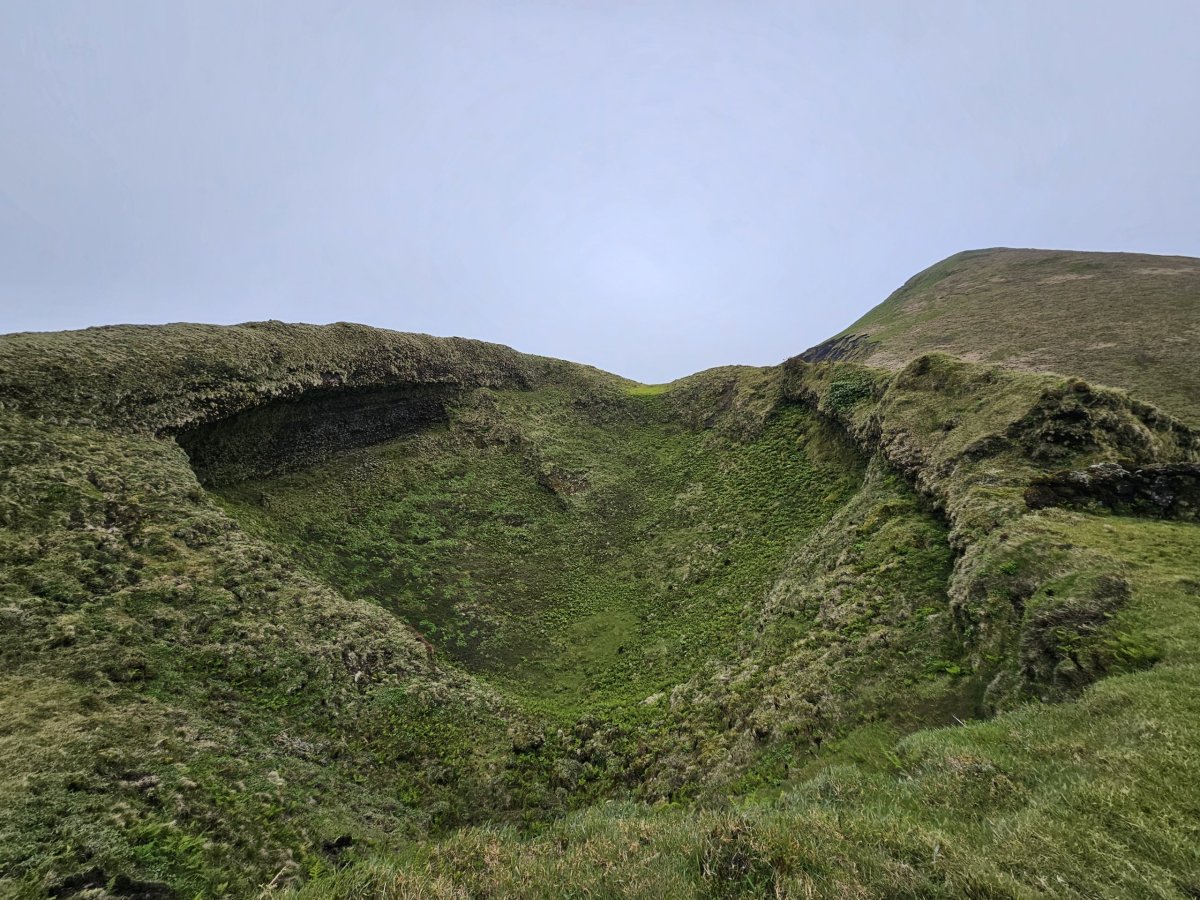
[809,248,1200,425]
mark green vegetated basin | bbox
[8,257,1200,897]
[193,384,881,718]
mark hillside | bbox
[805,248,1200,426]
[2,255,1200,898]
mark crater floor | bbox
[205,387,880,717]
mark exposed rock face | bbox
[175,382,457,485]
[797,333,873,363]
[1025,461,1200,520]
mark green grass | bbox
[296,513,1200,899]
[2,262,1198,897]
[212,398,867,719]
[623,382,672,396]
[197,384,968,830]
[825,247,1200,426]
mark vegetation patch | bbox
[3,275,1199,897]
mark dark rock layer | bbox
[1025,461,1200,521]
[798,333,872,364]
[176,382,457,485]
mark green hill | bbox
[2,256,1199,898]
[805,248,1200,425]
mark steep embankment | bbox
[2,255,1199,897]
[293,355,1200,899]
[805,248,1200,426]
[0,325,584,895]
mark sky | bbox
[1,2,1198,382]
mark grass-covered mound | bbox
[807,247,1200,426]
[2,256,1198,897]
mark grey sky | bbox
[2,2,1197,382]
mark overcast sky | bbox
[2,2,1197,381]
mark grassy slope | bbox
[826,248,1200,425]
[0,408,534,897]
[0,325,621,896]
[0,325,968,895]
[212,399,868,712]
[2,264,1199,899]
[300,512,1200,899]
[287,353,1200,898]
[295,358,1200,899]
[0,320,623,432]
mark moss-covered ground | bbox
[2,300,1198,897]
[212,396,866,717]
[298,511,1200,899]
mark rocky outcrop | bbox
[797,333,872,364]
[1025,461,1200,521]
[176,382,457,485]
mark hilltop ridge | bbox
[803,247,1200,425]
[2,250,1199,898]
